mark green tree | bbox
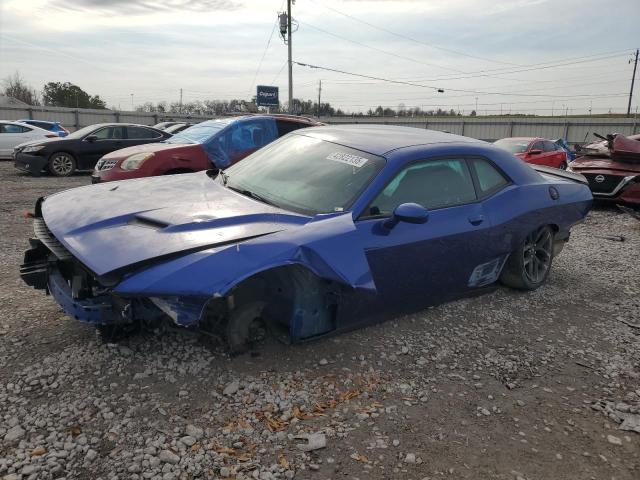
[2,72,39,105]
[42,82,106,109]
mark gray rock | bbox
[404,453,416,464]
[223,381,240,396]
[607,435,622,445]
[159,450,180,464]
[185,425,203,439]
[3,425,25,443]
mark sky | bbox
[0,0,638,115]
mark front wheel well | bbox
[207,265,339,349]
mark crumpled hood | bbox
[41,172,310,276]
[101,142,202,161]
[571,157,640,174]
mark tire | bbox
[48,152,76,176]
[225,301,268,354]
[500,225,554,290]
[95,323,140,342]
[558,161,567,170]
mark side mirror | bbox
[528,149,542,155]
[85,135,98,143]
[383,203,429,230]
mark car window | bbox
[367,158,477,216]
[205,119,278,168]
[543,141,557,152]
[2,124,30,133]
[127,126,162,139]
[93,126,125,140]
[531,141,544,151]
[276,119,308,137]
[30,121,52,131]
[470,158,509,197]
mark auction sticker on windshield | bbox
[327,152,369,168]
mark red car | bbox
[92,115,322,183]
[568,134,640,205]
[493,137,568,170]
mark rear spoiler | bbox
[531,164,588,185]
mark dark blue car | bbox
[20,125,592,351]
[18,120,69,137]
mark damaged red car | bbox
[493,137,568,170]
[568,134,640,205]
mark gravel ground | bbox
[0,161,639,480]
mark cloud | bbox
[52,0,243,14]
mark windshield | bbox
[165,121,229,145]
[223,134,385,215]
[494,139,530,154]
[65,125,104,139]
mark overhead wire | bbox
[293,61,628,98]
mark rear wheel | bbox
[500,226,554,290]
[48,152,76,176]
[558,161,568,170]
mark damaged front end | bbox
[20,209,182,328]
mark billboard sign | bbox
[256,85,279,107]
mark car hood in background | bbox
[100,142,203,161]
[14,136,67,150]
[41,172,310,276]
[571,157,640,174]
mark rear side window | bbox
[531,141,544,151]
[127,126,162,139]
[276,120,309,137]
[543,141,557,152]
[93,126,125,139]
[470,158,509,197]
[2,124,30,133]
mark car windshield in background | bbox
[165,121,230,145]
[223,134,385,215]
[494,139,530,154]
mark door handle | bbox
[468,214,484,226]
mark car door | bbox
[525,140,547,165]
[81,126,126,168]
[124,126,165,148]
[0,123,36,157]
[351,157,499,319]
[543,140,566,168]
[0,123,16,157]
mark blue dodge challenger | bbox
[20,125,592,351]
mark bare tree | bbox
[2,72,40,105]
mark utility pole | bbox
[475,97,478,113]
[317,79,322,118]
[179,88,183,114]
[627,48,638,116]
[287,0,293,113]
[130,93,134,111]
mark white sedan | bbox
[0,121,57,159]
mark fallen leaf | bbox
[279,455,290,469]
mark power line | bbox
[293,61,629,98]
[297,19,466,74]
[306,0,521,67]
[248,1,285,96]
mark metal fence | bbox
[1,104,638,144]
[318,115,640,144]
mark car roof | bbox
[294,124,483,156]
[498,137,538,142]
[18,119,59,125]
[84,123,164,130]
